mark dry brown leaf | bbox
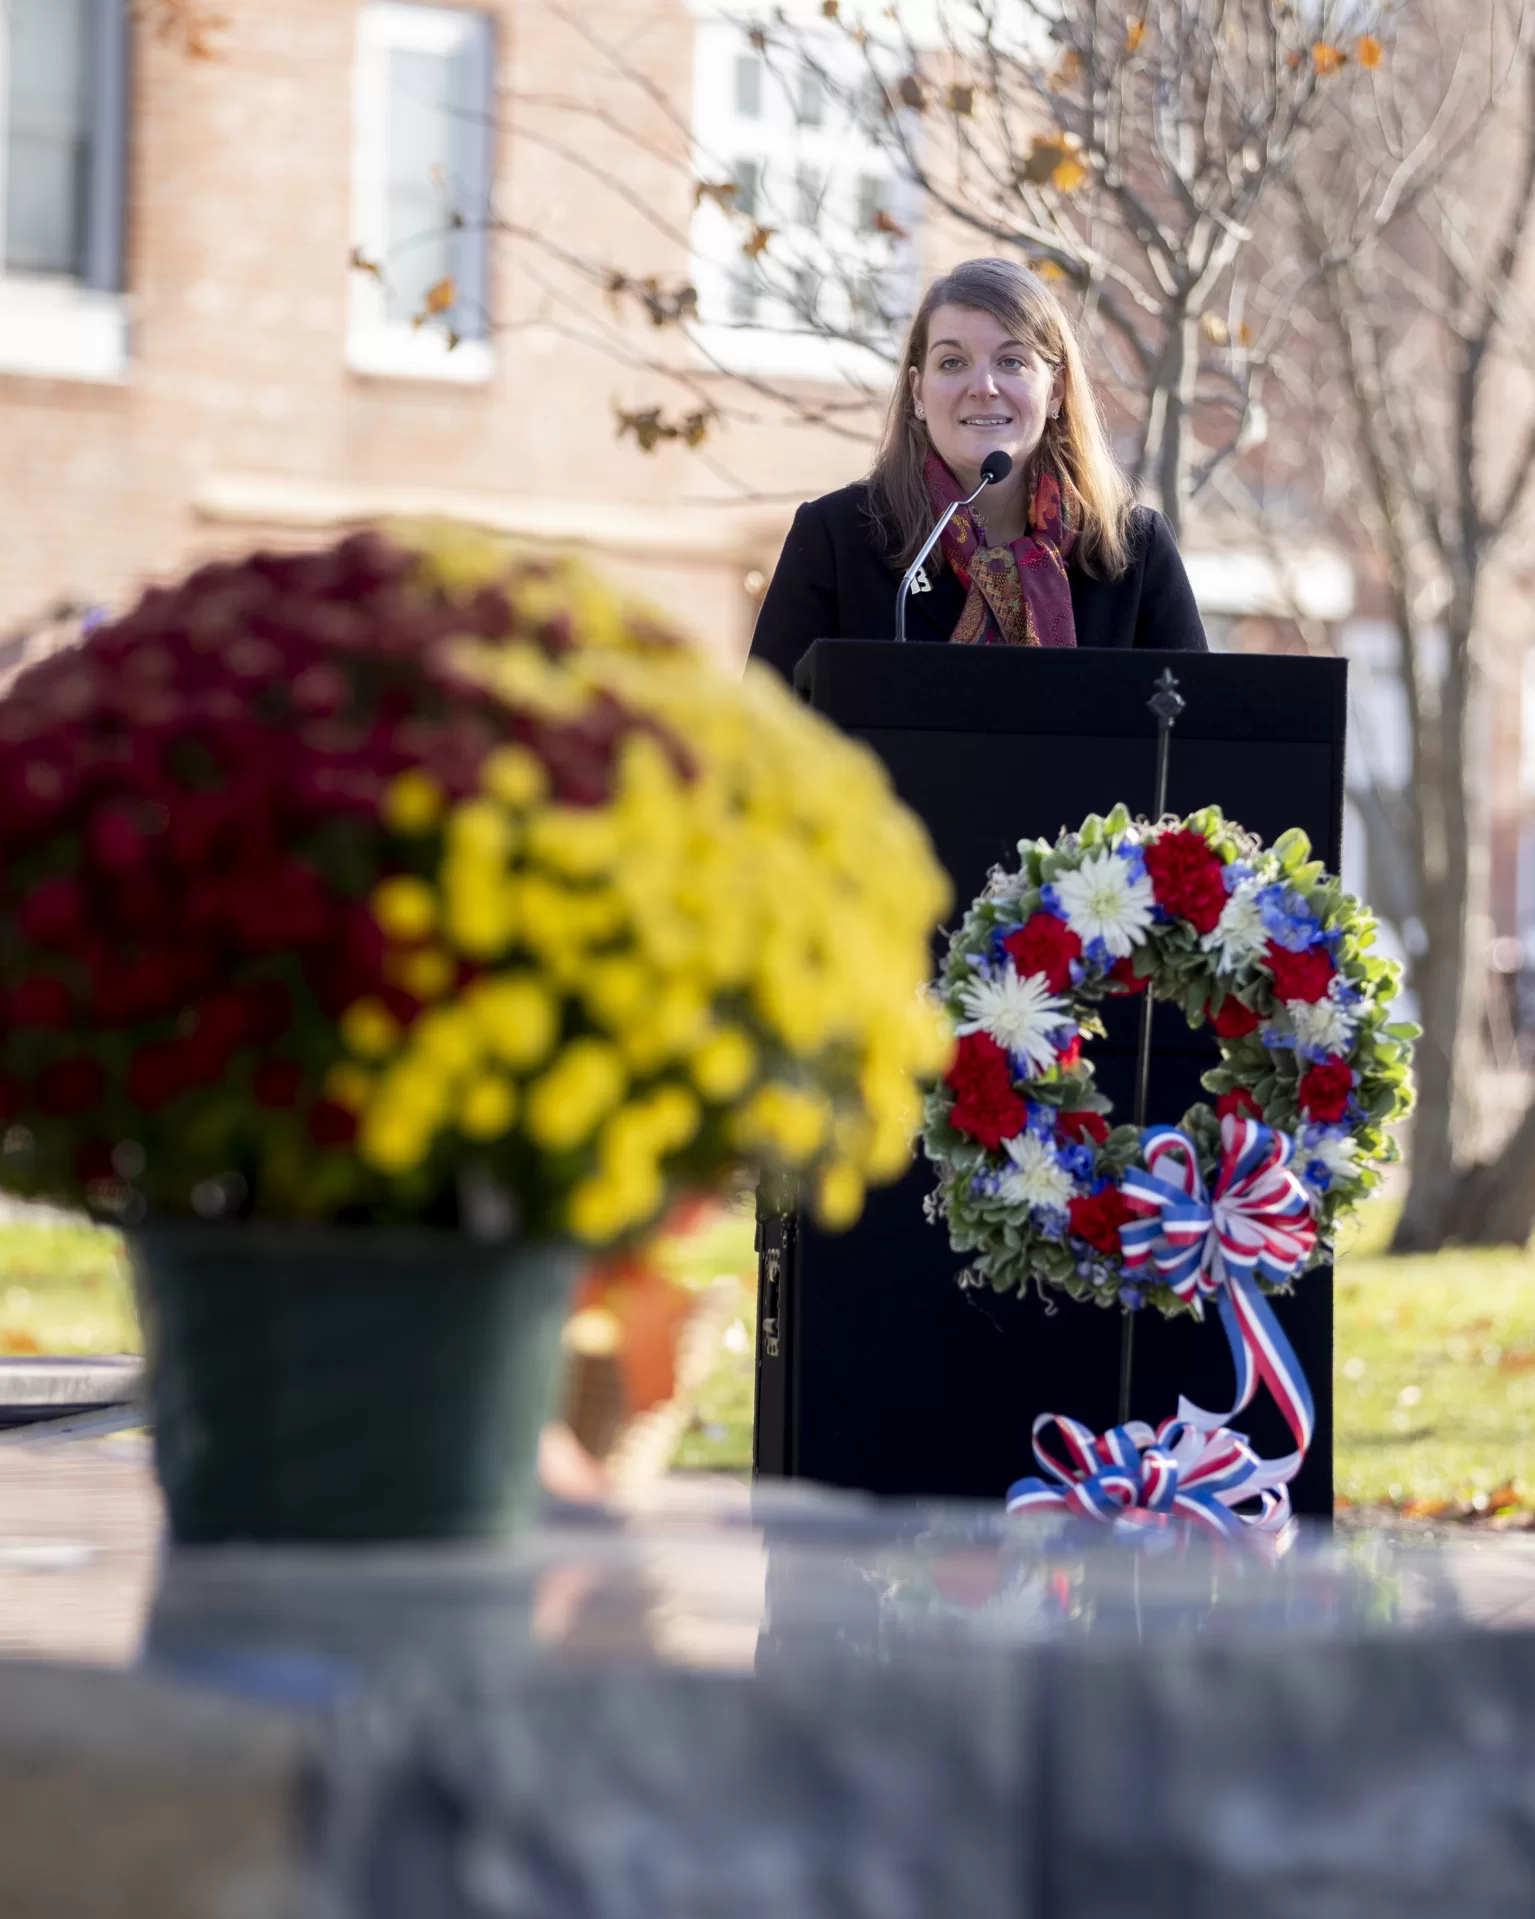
[1356,33,1384,70]
[348,246,383,281]
[946,83,975,116]
[873,207,909,240]
[1051,155,1089,193]
[421,275,457,317]
[1020,134,1068,184]
[1051,47,1084,90]
[897,73,927,111]
[1125,18,1146,53]
[1312,41,1347,75]
[742,224,776,260]
[694,179,739,212]
[821,0,839,15]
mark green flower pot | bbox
[129,1227,586,1545]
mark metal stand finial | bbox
[1118,668,1184,1426]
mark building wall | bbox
[0,1,875,665]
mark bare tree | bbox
[1288,0,1535,1249]
[367,0,1375,526]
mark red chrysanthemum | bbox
[1143,827,1227,935]
[1057,1109,1109,1146]
[127,1041,190,1112]
[1002,912,1081,994]
[11,974,71,1029]
[1209,995,1262,1039]
[18,877,86,950]
[1266,940,1335,1004]
[37,1059,105,1117]
[1298,1056,1353,1122]
[1217,1086,1264,1124]
[252,1059,303,1109]
[308,1099,358,1147]
[945,1031,1028,1150]
[1068,1182,1136,1255]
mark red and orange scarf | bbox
[925,450,1077,649]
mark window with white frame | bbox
[0,0,130,382]
[689,15,917,383]
[349,3,496,383]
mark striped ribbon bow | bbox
[1117,1116,1318,1464]
[1005,1412,1297,1540]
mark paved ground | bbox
[0,1435,160,1665]
[6,1435,1535,1667]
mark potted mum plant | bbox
[0,530,951,1542]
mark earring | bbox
[915,403,926,419]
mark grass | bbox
[8,1192,1535,1515]
[0,1216,137,1357]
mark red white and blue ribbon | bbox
[1118,1116,1317,1466]
[1005,1412,1297,1540]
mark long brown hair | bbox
[867,257,1134,577]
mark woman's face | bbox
[908,303,1064,491]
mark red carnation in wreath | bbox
[1068,1182,1136,1256]
[946,1031,1028,1150]
[1266,940,1335,1004]
[1002,913,1081,995]
[1143,827,1227,935]
[1208,994,1262,1039]
[1057,1109,1109,1147]
[1216,1086,1264,1124]
[1299,1056,1353,1122]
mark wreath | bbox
[921,804,1417,1318]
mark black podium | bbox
[754,644,1347,1518]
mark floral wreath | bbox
[921,804,1417,1319]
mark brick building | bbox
[4,0,1535,1065]
[0,0,907,667]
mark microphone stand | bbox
[894,467,1003,643]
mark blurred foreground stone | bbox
[3,1468,1535,1915]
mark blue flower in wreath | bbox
[1057,1140,1097,1183]
[1259,885,1323,952]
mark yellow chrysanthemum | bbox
[323,1062,373,1113]
[690,1026,757,1102]
[371,874,438,943]
[481,743,549,810]
[814,1160,865,1232]
[460,1072,517,1141]
[382,768,445,834]
[524,1037,627,1150]
[408,1005,480,1079]
[466,974,560,1070]
[390,944,457,1001]
[340,996,401,1061]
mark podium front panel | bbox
[756,645,1346,1518]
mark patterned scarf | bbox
[924,449,1078,649]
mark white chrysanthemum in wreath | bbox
[954,968,1072,1076]
[1202,874,1269,973]
[1050,850,1156,957]
[998,1132,1078,1213]
[1286,989,1359,1057]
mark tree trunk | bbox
[1139,306,1196,542]
[1390,593,1489,1251]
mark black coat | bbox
[749,481,1207,682]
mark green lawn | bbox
[8,1195,1535,1516]
[0,1216,137,1356]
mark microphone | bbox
[895,450,1014,642]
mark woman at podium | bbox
[750,257,1207,679]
